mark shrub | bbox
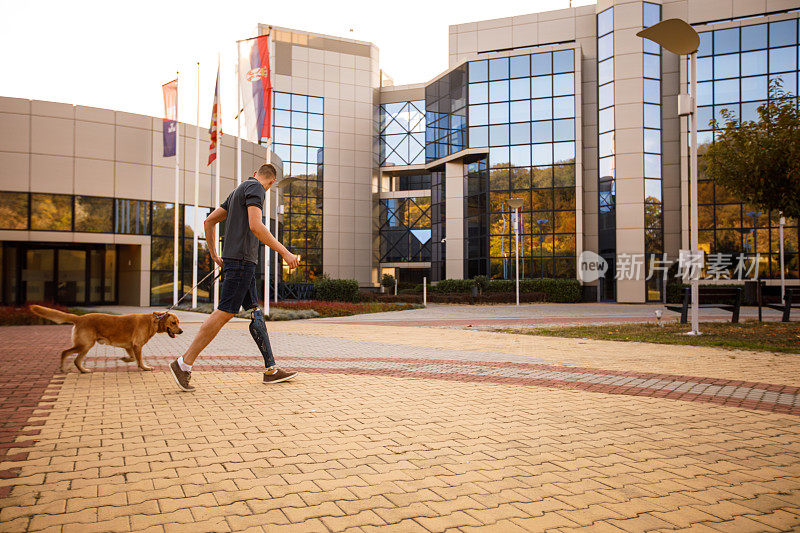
[314,278,360,302]
[381,274,396,291]
[485,278,581,302]
[432,279,475,293]
[273,300,420,317]
[473,275,489,294]
[0,304,98,326]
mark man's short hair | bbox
[256,163,277,179]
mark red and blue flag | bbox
[238,35,271,143]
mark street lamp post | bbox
[780,213,786,304]
[508,198,524,306]
[638,19,701,334]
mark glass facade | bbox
[696,19,800,279]
[426,66,467,162]
[378,197,432,263]
[466,50,577,280]
[380,100,426,166]
[643,2,663,301]
[272,91,324,280]
[597,7,616,300]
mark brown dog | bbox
[30,305,183,373]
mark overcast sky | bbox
[0,0,593,134]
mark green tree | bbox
[704,80,800,219]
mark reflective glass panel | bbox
[532,121,552,143]
[598,8,613,37]
[644,129,660,153]
[645,179,662,201]
[531,75,552,98]
[509,145,531,167]
[714,28,739,55]
[553,119,574,141]
[769,46,797,73]
[553,73,574,96]
[644,154,661,178]
[532,144,553,165]
[553,96,574,119]
[644,79,660,104]
[469,104,488,126]
[553,142,574,163]
[488,102,509,124]
[552,50,574,73]
[469,60,488,83]
[509,55,530,78]
[532,52,552,75]
[509,100,531,122]
[714,54,739,79]
[644,104,660,128]
[509,122,531,144]
[469,82,488,104]
[741,51,767,76]
[643,54,660,79]
[599,131,614,158]
[698,31,712,57]
[599,82,614,109]
[509,78,530,100]
[599,106,615,132]
[598,33,613,61]
[489,124,509,146]
[714,78,739,104]
[532,98,552,120]
[741,75,768,101]
[770,19,797,48]
[489,80,509,102]
[741,24,767,51]
[489,57,509,80]
[598,58,613,85]
[469,126,488,147]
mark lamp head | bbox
[637,18,700,55]
[507,198,524,210]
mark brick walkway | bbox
[1,322,800,531]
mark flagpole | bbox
[173,71,180,307]
[264,30,272,317]
[192,61,199,310]
[236,41,242,186]
[213,55,221,309]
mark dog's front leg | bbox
[133,346,153,371]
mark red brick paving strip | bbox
[88,354,800,416]
[0,325,69,497]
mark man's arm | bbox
[204,207,227,268]
[247,205,300,268]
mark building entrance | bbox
[1,243,117,306]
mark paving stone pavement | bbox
[2,322,800,531]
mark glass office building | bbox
[1,1,798,306]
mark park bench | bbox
[666,286,742,324]
[763,286,800,322]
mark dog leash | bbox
[165,269,223,311]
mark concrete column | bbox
[613,0,647,303]
[444,161,465,280]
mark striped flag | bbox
[162,79,178,157]
[238,34,271,142]
[208,65,220,165]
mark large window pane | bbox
[31,193,71,231]
[0,192,28,230]
[75,196,113,233]
[115,199,150,235]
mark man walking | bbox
[170,163,300,392]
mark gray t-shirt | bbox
[220,177,265,264]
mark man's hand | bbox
[283,252,300,269]
[210,252,223,269]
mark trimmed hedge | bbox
[426,278,581,302]
[314,278,360,302]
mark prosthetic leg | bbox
[249,308,276,368]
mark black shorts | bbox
[217,259,259,314]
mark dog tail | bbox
[29,305,79,324]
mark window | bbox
[0,192,28,230]
[380,100,425,166]
[273,91,324,279]
[31,193,71,231]
[695,19,800,279]
[464,49,577,280]
[75,196,113,233]
[115,199,150,235]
